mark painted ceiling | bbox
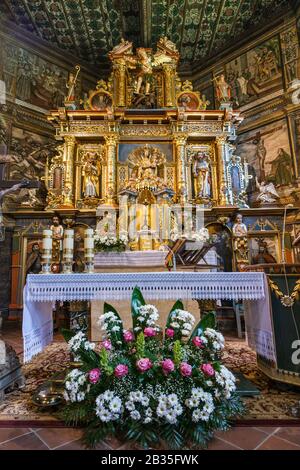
[0,0,296,72]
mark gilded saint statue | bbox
[82,156,99,198]
[193,151,211,199]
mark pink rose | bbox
[192,336,204,348]
[201,363,215,377]
[180,362,192,377]
[102,339,112,350]
[144,327,156,337]
[114,364,129,378]
[161,358,175,374]
[88,368,101,384]
[123,330,135,342]
[136,358,152,372]
[165,328,175,338]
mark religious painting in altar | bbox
[118,142,173,163]
[0,39,68,109]
[235,118,295,203]
[225,36,282,107]
[247,218,281,264]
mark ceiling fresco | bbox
[0,0,296,71]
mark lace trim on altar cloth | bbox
[25,272,266,302]
[23,319,53,363]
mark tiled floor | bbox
[1,321,300,451]
[0,426,299,450]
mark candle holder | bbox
[62,259,73,274]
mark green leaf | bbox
[165,299,184,328]
[61,328,76,343]
[189,311,216,340]
[160,424,184,449]
[131,286,146,329]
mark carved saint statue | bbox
[232,213,248,237]
[255,178,279,205]
[232,213,249,268]
[50,215,64,263]
[82,158,99,197]
[193,151,211,199]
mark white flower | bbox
[77,392,85,402]
[130,410,141,421]
[103,390,114,401]
[141,397,150,407]
[156,405,167,417]
[144,417,152,424]
[109,397,122,413]
[165,411,177,424]
[182,329,190,336]
[167,394,178,406]
[170,322,180,329]
[145,408,152,417]
[126,401,135,411]
[111,325,120,332]
[192,409,201,422]
[98,409,112,422]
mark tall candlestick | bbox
[63,229,74,273]
[84,228,94,272]
[42,229,52,274]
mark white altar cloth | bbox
[23,271,275,363]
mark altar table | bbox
[23,272,274,363]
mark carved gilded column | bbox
[62,136,76,207]
[105,134,119,205]
[114,61,126,107]
[216,136,229,206]
[163,64,176,107]
[174,134,187,205]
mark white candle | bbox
[63,229,74,260]
[84,228,94,260]
[42,229,52,260]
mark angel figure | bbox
[256,177,279,205]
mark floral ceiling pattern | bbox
[0,0,295,71]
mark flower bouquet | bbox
[94,232,128,253]
[61,287,243,449]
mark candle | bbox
[42,229,52,260]
[84,228,94,261]
[63,229,74,261]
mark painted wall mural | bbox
[235,119,295,202]
[0,42,68,110]
[225,36,282,107]
[0,127,57,208]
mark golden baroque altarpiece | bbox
[46,38,249,249]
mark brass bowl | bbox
[32,381,64,408]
